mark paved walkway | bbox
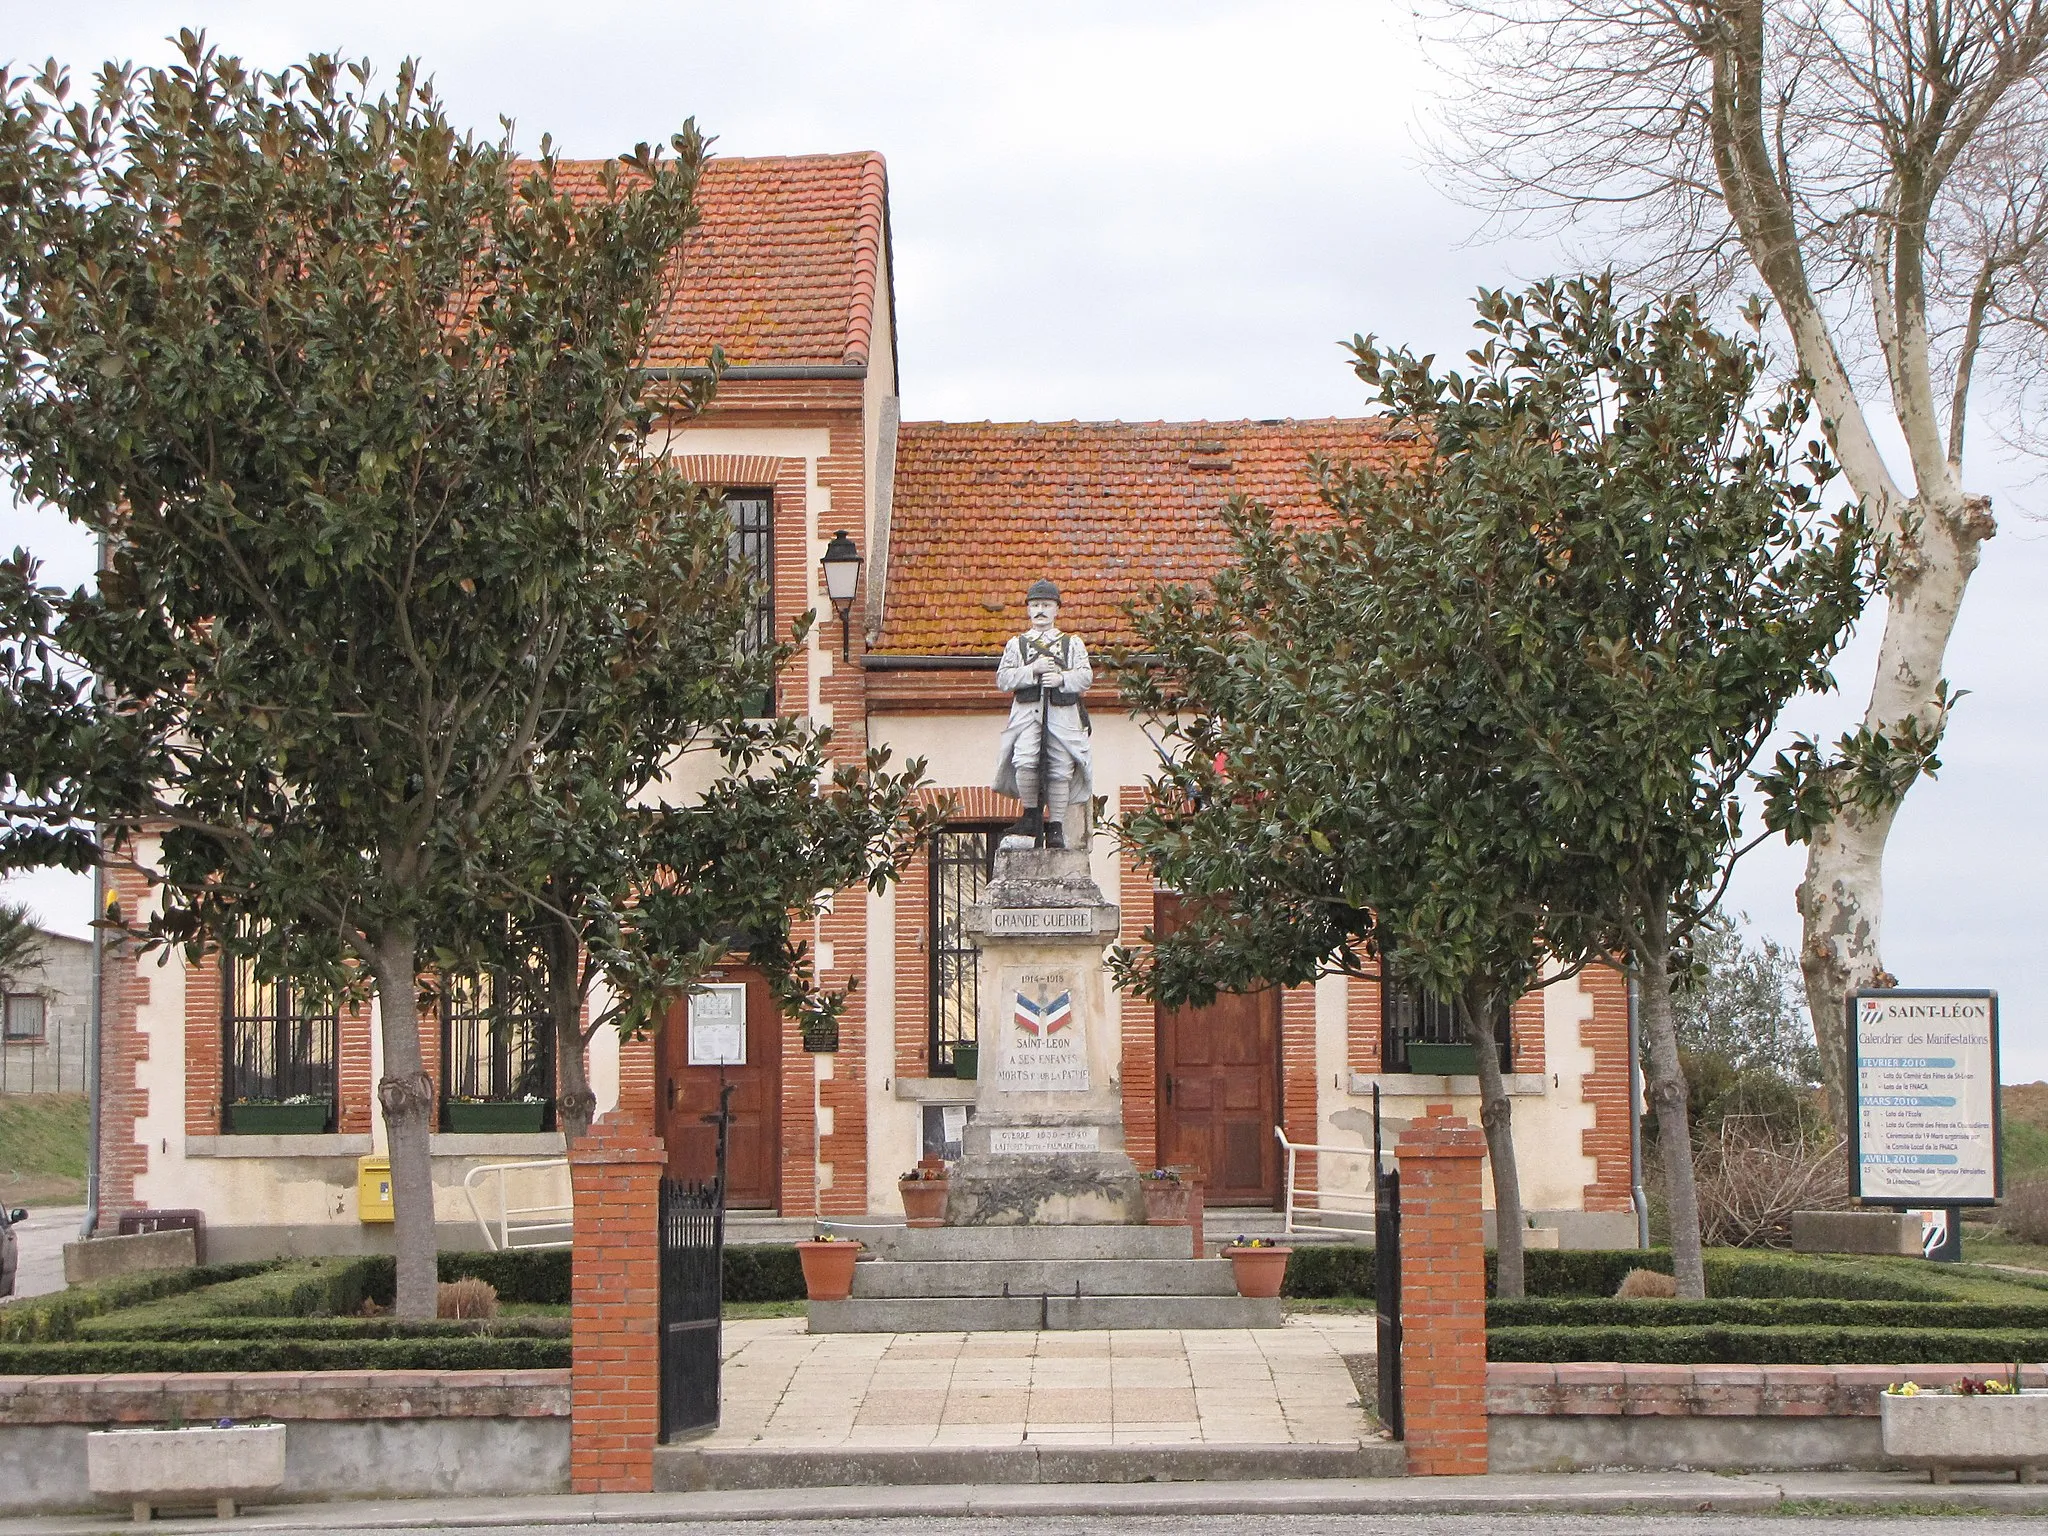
[713,1315,1380,1448]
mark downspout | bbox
[81,529,108,1240]
[1627,969,1649,1249]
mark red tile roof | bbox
[550,152,888,369]
[876,418,1419,655]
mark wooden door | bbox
[1153,894,1281,1205]
[659,969,781,1208]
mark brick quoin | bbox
[569,1031,664,1494]
[98,850,158,1219]
[1578,963,1635,1212]
[1397,1102,1490,1476]
[1116,786,1159,1171]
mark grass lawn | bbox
[725,1299,806,1319]
[1962,1226,2048,1275]
[0,1092,87,1205]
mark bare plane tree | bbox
[1427,0,2048,1132]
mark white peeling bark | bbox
[367,924,441,1321]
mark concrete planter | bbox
[899,1178,948,1228]
[797,1240,861,1301]
[1140,1179,1190,1224]
[1223,1244,1291,1298]
[88,1423,287,1521]
[1881,1391,2048,1482]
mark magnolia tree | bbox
[0,39,930,1316]
[1428,0,2048,1133]
[1118,279,1868,1297]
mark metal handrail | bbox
[462,1158,574,1251]
[1273,1125,1378,1235]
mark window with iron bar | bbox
[221,945,338,1123]
[440,937,554,1127]
[724,488,775,716]
[929,825,1003,1074]
[1380,981,1512,1073]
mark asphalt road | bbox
[284,1519,2048,1536]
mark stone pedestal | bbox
[945,847,1140,1226]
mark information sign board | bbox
[687,983,747,1067]
[1849,989,2001,1207]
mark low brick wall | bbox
[1489,1362,2048,1473]
[0,1370,570,1514]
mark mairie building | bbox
[94,152,1637,1256]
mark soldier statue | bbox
[994,579,1094,850]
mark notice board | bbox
[1850,988,2001,1207]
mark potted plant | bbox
[899,1161,949,1227]
[796,1233,862,1301]
[443,1095,549,1134]
[1882,1374,2048,1482]
[225,1096,329,1135]
[1140,1167,1190,1224]
[951,1043,979,1080]
[1221,1235,1292,1298]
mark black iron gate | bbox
[659,1083,731,1441]
[1372,1084,1404,1440]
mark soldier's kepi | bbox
[993,579,1094,850]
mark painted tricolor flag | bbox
[1014,989,1073,1037]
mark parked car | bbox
[0,1206,26,1297]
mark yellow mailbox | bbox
[356,1155,394,1223]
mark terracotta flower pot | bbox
[1224,1244,1292,1298]
[899,1177,949,1228]
[797,1240,860,1301]
[1140,1179,1190,1224]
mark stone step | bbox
[807,1293,1284,1332]
[849,1257,1239,1298]
[653,1440,1405,1491]
[826,1223,1196,1262]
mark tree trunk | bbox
[1636,907,1706,1299]
[539,913,597,1142]
[1798,493,1993,1136]
[1461,988,1525,1299]
[366,924,440,1321]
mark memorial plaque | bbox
[1851,989,2001,1207]
[993,965,1089,1092]
[989,1126,1100,1156]
[989,907,1094,936]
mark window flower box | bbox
[1403,1042,1479,1076]
[443,1099,548,1134]
[951,1043,979,1080]
[225,1102,330,1136]
[88,1422,287,1520]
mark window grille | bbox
[222,951,338,1122]
[725,490,775,716]
[3,995,44,1040]
[440,945,554,1122]
[929,825,1002,1074]
[1380,982,1511,1072]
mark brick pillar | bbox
[1396,1102,1489,1476]
[569,1034,664,1492]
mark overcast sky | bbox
[2,1,2043,1080]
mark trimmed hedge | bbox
[355,1250,573,1308]
[91,1258,388,1333]
[0,1336,570,1374]
[1489,1324,2048,1366]
[78,1314,570,1342]
[0,1262,272,1344]
[725,1244,804,1303]
[1488,1297,2048,1330]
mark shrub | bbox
[357,1250,572,1307]
[437,1278,498,1319]
[1488,1324,2048,1366]
[724,1244,805,1303]
[0,1336,570,1373]
[1487,1297,2048,1330]
[1618,1268,1677,1298]
[0,1262,271,1343]
[2001,1180,2048,1246]
[1282,1244,1377,1298]
[1692,1125,1850,1249]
